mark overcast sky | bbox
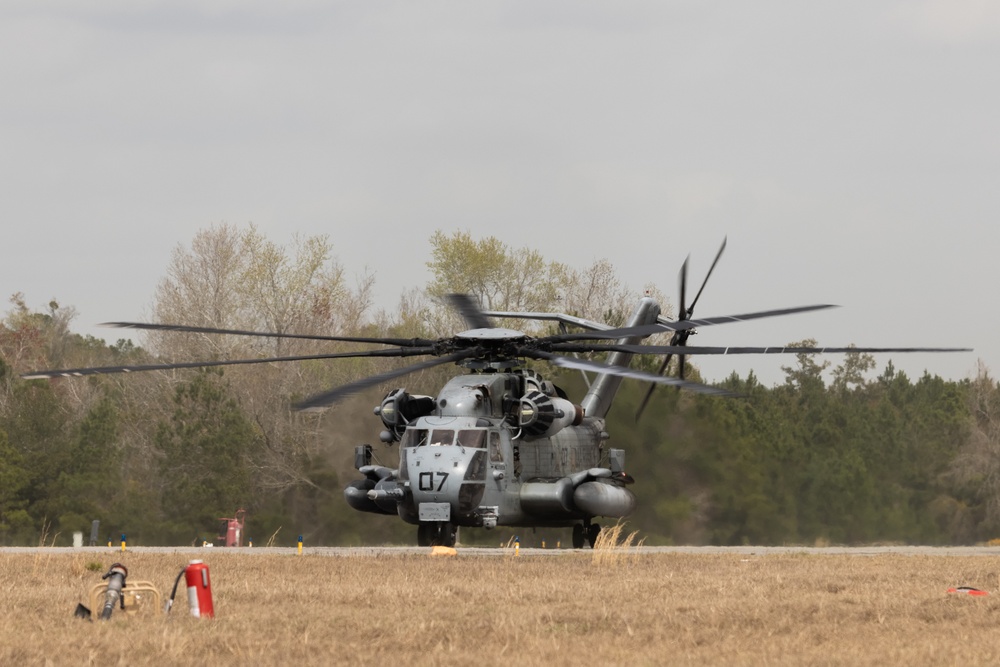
[2,1,995,387]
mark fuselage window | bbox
[489,431,503,463]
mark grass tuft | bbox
[591,521,645,566]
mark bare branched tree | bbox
[148,223,378,494]
[947,361,1000,535]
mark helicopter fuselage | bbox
[345,370,637,546]
[345,298,665,547]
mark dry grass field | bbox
[4,545,1000,666]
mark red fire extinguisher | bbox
[166,560,214,617]
[185,560,214,618]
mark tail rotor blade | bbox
[678,256,689,320]
[635,352,674,421]
[688,236,726,317]
[637,239,726,421]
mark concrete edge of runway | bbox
[3,545,999,556]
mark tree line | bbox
[1,224,996,546]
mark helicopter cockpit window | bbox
[489,431,503,463]
[456,429,486,449]
[428,429,455,446]
[402,429,428,448]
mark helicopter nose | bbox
[406,446,487,518]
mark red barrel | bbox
[185,560,214,618]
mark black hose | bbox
[164,567,187,614]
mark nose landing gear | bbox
[417,521,457,547]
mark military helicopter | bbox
[22,244,970,548]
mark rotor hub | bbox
[454,327,527,342]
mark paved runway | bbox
[3,545,999,556]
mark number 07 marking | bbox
[418,472,449,492]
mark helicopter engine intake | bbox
[376,389,436,439]
[519,391,584,437]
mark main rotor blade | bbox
[657,304,839,331]
[481,310,608,332]
[546,322,692,343]
[445,294,493,330]
[666,345,974,355]
[551,343,973,355]
[101,321,436,348]
[485,295,828,340]
[549,304,838,344]
[295,349,478,411]
[21,347,437,380]
[528,350,736,397]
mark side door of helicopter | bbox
[471,427,514,529]
[488,430,506,483]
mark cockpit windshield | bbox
[401,428,487,449]
[401,429,428,448]
[457,429,486,448]
[428,429,454,446]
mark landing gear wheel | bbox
[420,522,457,547]
[587,523,601,548]
[437,522,457,548]
[417,523,433,547]
[572,523,585,549]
